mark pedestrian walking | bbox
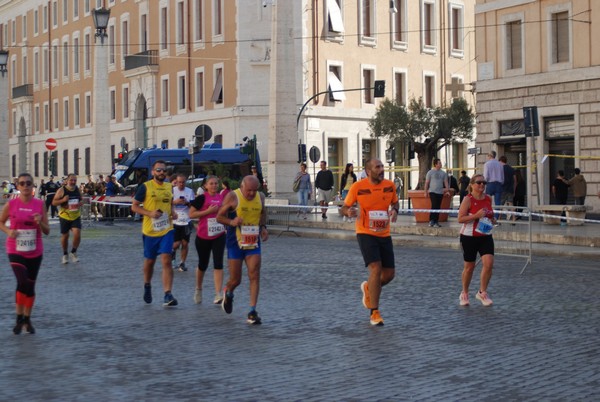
[425,158,449,227]
[0,173,50,334]
[52,174,83,264]
[315,161,334,220]
[458,170,470,204]
[189,175,226,305]
[131,161,178,307]
[171,174,195,272]
[340,158,399,326]
[483,151,504,207]
[457,174,497,307]
[216,175,268,325]
[43,176,60,218]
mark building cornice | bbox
[475,0,536,14]
[476,66,600,92]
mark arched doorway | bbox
[18,117,27,173]
[134,94,148,149]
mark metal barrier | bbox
[489,205,532,274]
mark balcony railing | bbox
[124,50,158,71]
[12,84,33,99]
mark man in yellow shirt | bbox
[341,158,399,326]
[131,161,178,307]
[217,175,268,325]
[52,173,83,264]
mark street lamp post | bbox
[0,49,9,180]
[92,7,112,177]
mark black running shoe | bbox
[247,311,262,325]
[23,317,35,334]
[12,316,23,335]
[143,284,152,304]
[163,292,178,307]
[222,289,234,314]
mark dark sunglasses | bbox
[18,181,33,187]
[474,180,487,185]
[154,168,166,172]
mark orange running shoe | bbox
[360,281,371,309]
[370,310,384,326]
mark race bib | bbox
[239,225,259,248]
[207,218,225,237]
[16,229,37,252]
[151,213,170,232]
[368,210,389,232]
[175,210,190,225]
[68,198,80,210]
[475,217,494,235]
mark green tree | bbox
[368,97,475,189]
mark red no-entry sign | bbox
[45,138,57,151]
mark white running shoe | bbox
[194,289,202,304]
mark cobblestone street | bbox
[0,221,598,401]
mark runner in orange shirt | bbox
[340,158,399,326]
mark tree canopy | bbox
[368,97,475,189]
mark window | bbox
[74,96,80,127]
[73,0,79,19]
[11,20,16,44]
[85,0,90,15]
[44,103,49,131]
[161,77,169,113]
[63,0,68,23]
[85,148,91,175]
[73,36,80,75]
[328,66,345,102]
[160,7,168,51]
[110,89,116,120]
[506,20,522,70]
[53,100,59,129]
[73,149,79,175]
[43,153,48,177]
[63,150,69,176]
[360,0,376,45]
[177,1,185,46]
[11,58,16,87]
[52,43,58,81]
[141,14,148,52]
[424,74,434,107]
[178,74,186,111]
[109,24,115,64]
[35,105,40,133]
[34,50,40,86]
[211,67,223,104]
[392,0,407,47]
[194,0,204,42]
[34,9,39,35]
[22,55,28,85]
[84,32,91,72]
[422,1,435,51]
[34,152,40,177]
[178,138,186,148]
[123,86,129,119]
[52,1,58,28]
[394,70,406,105]
[22,14,27,40]
[63,39,69,78]
[64,98,70,128]
[213,0,223,37]
[449,4,464,57]
[85,93,91,125]
[121,19,129,61]
[362,68,374,104]
[195,69,204,108]
[551,11,569,64]
[327,0,344,35]
[43,47,49,83]
[43,5,48,31]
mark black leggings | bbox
[195,235,226,272]
[9,254,43,307]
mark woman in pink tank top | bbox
[0,173,50,334]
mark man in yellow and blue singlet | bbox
[216,175,268,325]
[53,173,83,265]
[131,160,178,307]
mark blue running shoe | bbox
[247,311,262,325]
[143,284,152,304]
[163,292,178,307]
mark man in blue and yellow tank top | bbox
[131,160,178,307]
[52,173,83,265]
[216,175,268,324]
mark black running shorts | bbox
[356,234,395,268]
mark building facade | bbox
[475,0,599,210]
[0,0,477,199]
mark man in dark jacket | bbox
[315,161,335,220]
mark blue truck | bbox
[113,141,262,193]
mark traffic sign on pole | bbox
[45,138,57,151]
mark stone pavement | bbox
[0,221,599,401]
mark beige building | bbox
[0,0,477,198]
[475,0,599,211]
